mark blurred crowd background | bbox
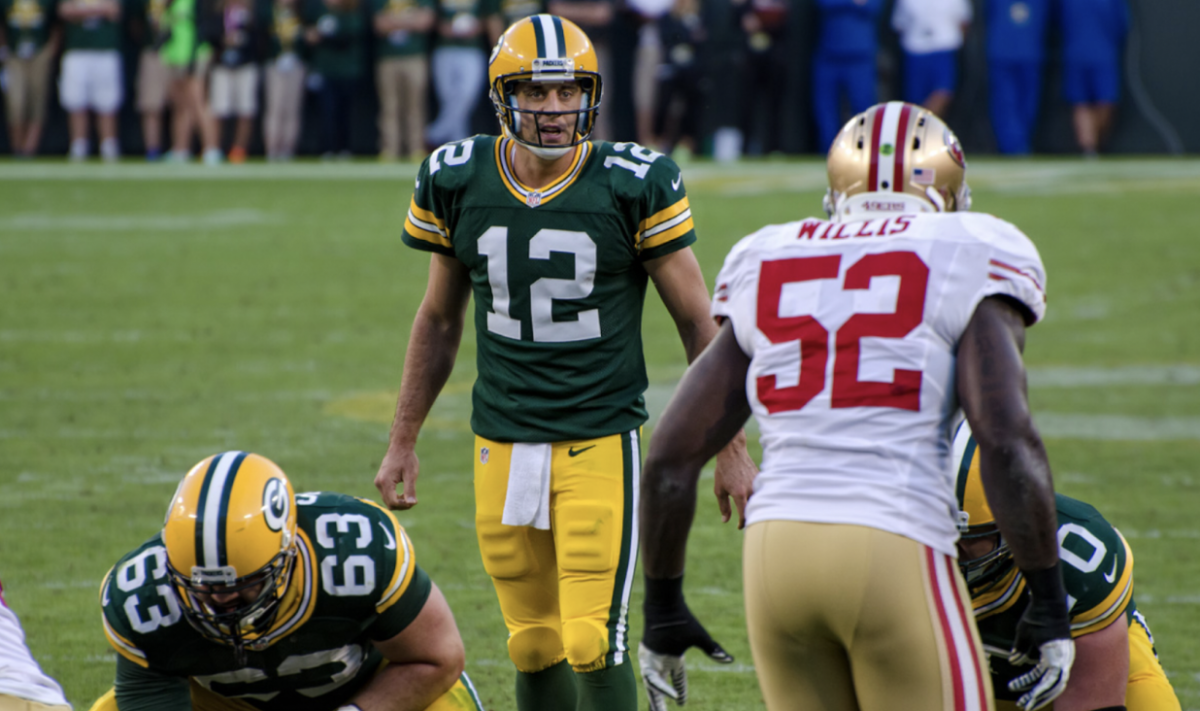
[0,0,1194,162]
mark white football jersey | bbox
[712,211,1046,555]
[0,583,71,707]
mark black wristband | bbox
[1022,562,1067,602]
[644,575,685,610]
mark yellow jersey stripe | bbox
[103,615,148,667]
[357,499,415,613]
[1070,531,1134,634]
[409,199,445,230]
[405,217,452,250]
[378,529,417,614]
[973,569,1024,620]
[640,217,695,251]
[638,196,690,233]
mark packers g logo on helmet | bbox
[488,14,602,159]
[162,451,298,661]
[824,101,973,221]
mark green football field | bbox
[0,157,1197,710]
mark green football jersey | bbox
[971,494,1136,700]
[402,136,697,442]
[100,492,431,711]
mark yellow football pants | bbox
[474,431,640,674]
[87,673,484,711]
[994,612,1179,711]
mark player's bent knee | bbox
[508,626,567,673]
[476,516,536,579]
[563,619,610,672]
[557,503,615,573]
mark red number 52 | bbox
[756,250,929,413]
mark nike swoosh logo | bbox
[379,521,397,550]
[1103,558,1118,584]
[671,172,683,191]
[568,445,596,457]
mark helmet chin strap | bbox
[826,190,939,222]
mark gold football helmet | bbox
[824,101,972,222]
[162,451,297,660]
[488,14,601,159]
[953,423,1014,595]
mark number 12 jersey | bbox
[712,211,1047,554]
[401,136,696,443]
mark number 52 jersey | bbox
[711,212,1047,555]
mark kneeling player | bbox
[954,423,1181,711]
[91,451,483,711]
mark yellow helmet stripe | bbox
[194,451,248,571]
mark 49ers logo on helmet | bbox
[944,128,966,168]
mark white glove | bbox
[1007,637,1075,711]
[638,641,687,711]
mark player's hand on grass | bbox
[1007,565,1074,710]
[640,577,733,709]
[375,446,420,510]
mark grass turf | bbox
[0,157,1197,710]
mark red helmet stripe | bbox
[866,105,885,191]
[893,103,913,193]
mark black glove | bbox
[640,576,732,710]
[1008,564,1075,710]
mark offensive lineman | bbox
[640,101,1074,711]
[90,451,483,711]
[373,14,755,711]
[954,422,1181,711]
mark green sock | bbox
[576,662,637,711]
[516,659,577,711]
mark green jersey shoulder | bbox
[399,137,697,442]
[100,492,430,711]
[972,494,1135,698]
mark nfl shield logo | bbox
[481,447,489,464]
[526,192,542,208]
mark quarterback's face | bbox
[513,81,583,146]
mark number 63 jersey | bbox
[402,136,696,443]
[712,211,1047,555]
[99,493,430,711]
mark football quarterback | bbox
[954,422,1182,711]
[90,451,483,711]
[374,12,755,711]
[640,101,1073,711]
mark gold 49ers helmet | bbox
[488,14,601,159]
[953,422,1015,595]
[162,451,297,660]
[824,101,972,222]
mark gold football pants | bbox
[474,431,640,674]
[87,672,484,711]
[744,521,994,711]
[0,695,71,711]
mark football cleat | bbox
[824,101,972,221]
[162,451,298,661]
[952,422,1015,595]
[488,14,601,160]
